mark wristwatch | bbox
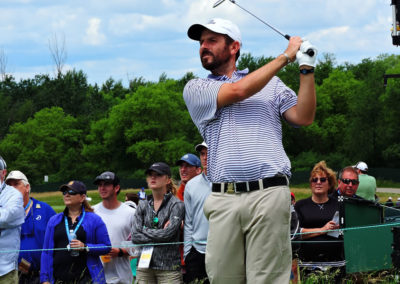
[118,248,124,257]
[300,68,315,75]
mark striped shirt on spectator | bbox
[183,69,298,182]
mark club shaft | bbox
[230,1,289,40]
[213,0,226,8]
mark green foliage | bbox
[82,79,201,178]
[0,107,83,184]
[0,53,400,184]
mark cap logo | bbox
[183,154,189,159]
[68,181,74,185]
[208,19,216,24]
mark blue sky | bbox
[0,0,398,85]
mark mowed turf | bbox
[31,188,142,213]
[31,187,400,213]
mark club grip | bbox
[306,49,315,57]
[287,35,315,57]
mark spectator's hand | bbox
[70,239,85,251]
[18,259,30,274]
[108,248,120,258]
[164,220,170,229]
[322,221,339,233]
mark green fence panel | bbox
[343,200,393,273]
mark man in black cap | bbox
[93,172,136,284]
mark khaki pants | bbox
[136,268,183,284]
[0,270,18,284]
[203,185,292,284]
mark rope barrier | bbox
[2,219,400,254]
[2,203,400,254]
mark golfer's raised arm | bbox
[217,36,302,108]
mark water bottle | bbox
[69,229,79,257]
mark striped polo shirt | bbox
[183,69,298,183]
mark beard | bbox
[201,46,231,71]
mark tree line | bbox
[0,53,399,185]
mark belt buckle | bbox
[226,183,235,194]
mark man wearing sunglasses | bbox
[0,156,25,284]
[5,170,56,284]
[92,171,136,284]
[331,166,362,199]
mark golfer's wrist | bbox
[279,53,292,65]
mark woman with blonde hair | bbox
[131,162,185,284]
[294,161,343,263]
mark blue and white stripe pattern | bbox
[183,69,298,183]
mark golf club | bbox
[213,0,315,57]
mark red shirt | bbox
[177,183,185,201]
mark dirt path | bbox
[377,188,400,194]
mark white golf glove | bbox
[296,39,318,67]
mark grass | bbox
[31,188,145,212]
[32,185,400,213]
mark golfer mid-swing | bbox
[183,18,317,283]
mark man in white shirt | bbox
[93,171,136,284]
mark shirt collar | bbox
[207,68,249,81]
[149,192,172,207]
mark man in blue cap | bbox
[176,154,201,202]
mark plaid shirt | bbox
[131,192,184,270]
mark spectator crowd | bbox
[0,141,213,284]
[0,147,383,284]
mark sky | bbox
[0,0,399,86]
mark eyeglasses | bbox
[311,177,328,183]
[340,178,359,185]
[62,189,79,196]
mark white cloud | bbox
[0,0,398,84]
[84,18,106,46]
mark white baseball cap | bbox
[195,141,208,152]
[188,18,242,46]
[354,161,368,172]
[6,170,29,184]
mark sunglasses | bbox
[340,178,359,185]
[62,189,79,196]
[147,172,163,178]
[311,177,328,183]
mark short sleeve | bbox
[183,78,225,136]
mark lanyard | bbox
[24,198,32,211]
[64,209,86,241]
